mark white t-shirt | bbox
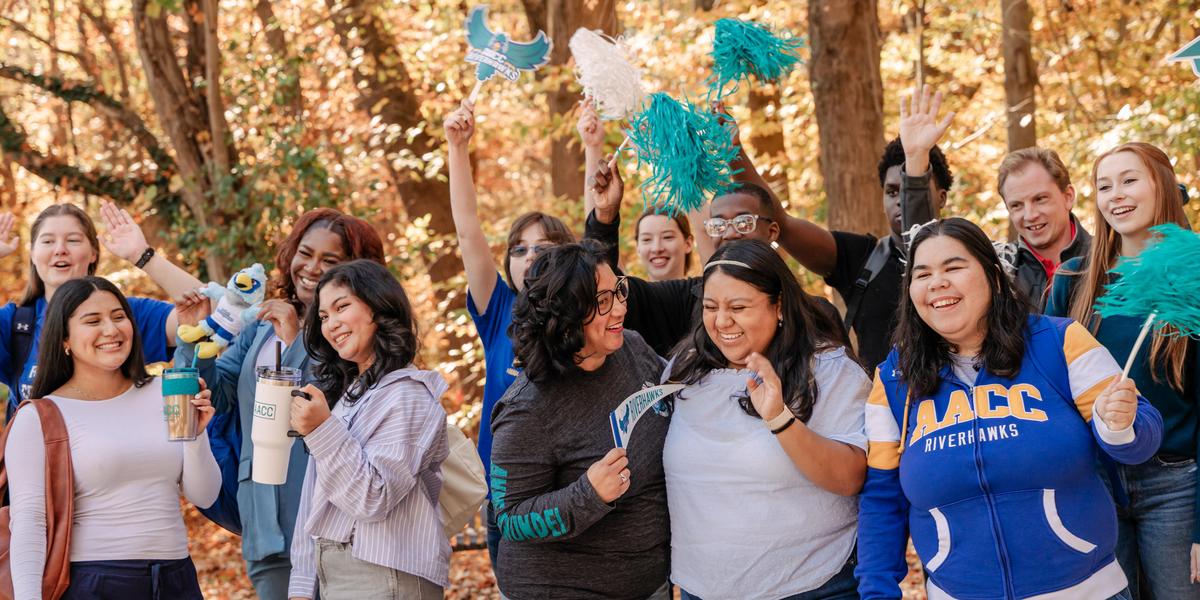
[6,380,221,600]
[663,347,870,599]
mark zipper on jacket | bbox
[956,374,1018,599]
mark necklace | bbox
[60,379,131,401]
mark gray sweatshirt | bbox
[489,331,669,599]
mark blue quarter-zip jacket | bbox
[857,315,1163,599]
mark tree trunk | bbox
[324,0,468,360]
[1001,0,1037,151]
[522,0,620,205]
[254,0,303,118]
[808,0,887,236]
[747,85,790,203]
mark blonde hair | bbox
[1064,142,1189,391]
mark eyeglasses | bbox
[703,214,772,237]
[509,244,553,258]
[596,276,630,316]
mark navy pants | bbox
[60,556,203,600]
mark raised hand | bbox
[576,100,605,149]
[589,154,624,224]
[586,447,630,503]
[98,201,151,264]
[1095,377,1138,432]
[898,85,956,176]
[745,352,786,423]
[0,212,19,259]
[444,100,476,148]
[710,100,742,148]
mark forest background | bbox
[3,0,1200,596]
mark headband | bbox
[704,259,751,271]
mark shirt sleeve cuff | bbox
[304,414,350,458]
[900,165,932,188]
[577,471,618,513]
[1093,404,1136,446]
[287,573,317,599]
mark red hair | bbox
[274,208,385,303]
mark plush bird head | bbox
[225,263,268,308]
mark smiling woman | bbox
[663,240,869,600]
[490,240,672,600]
[172,207,385,599]
[7,276,220,600]
[858,217,1163,600]
[1046,142,1199,597]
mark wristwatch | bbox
[134,247,156,269]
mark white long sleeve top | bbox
[6,379,220,600]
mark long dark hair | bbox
[274,208,386,309]
[30,277,150,399]
[303,260,418,406]
[20,204,101,306]
[669,240,852,422]
[508,240,609,384]
[894,218,1029,398]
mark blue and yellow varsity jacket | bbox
[857,315,1163,600]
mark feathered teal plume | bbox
[627,92,740,215]
[709,18,804,98]
[1095,223,1200,336]
[1094,223,1200,377]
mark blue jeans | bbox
[246,552,294,600]
[1107,456,1200,600]
[680,551,858,600]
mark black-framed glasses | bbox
[704,214,772,237]
[596,276,630,316]
[509,244,553,258]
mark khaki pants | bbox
[315,539,443,600]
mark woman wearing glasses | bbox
[489,240,671,600]
[445,101,576,565]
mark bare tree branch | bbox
[0,16,88,64]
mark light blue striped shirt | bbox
[287,367,451,598]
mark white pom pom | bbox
[569,28,646,121]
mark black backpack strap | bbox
[7,304,36,419]
[843,237,893,331]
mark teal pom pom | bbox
[709,18,804,97]
[1095,223,1200,337]
[627,92,740,215]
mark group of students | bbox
[3,206,450,599]
[445,83,1198,600]
[0,80,1195,600]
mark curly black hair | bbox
[893,218,1030,398]
[508,240,610,384]
[877,136,954,192]
[669,240,854,422]
[303,259,419,407]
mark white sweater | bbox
[6,380,220,600]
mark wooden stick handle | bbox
[1121,312,1157,380]
[608,134,631,169]
[468,80,484,105]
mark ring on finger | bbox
[619,473,628,483]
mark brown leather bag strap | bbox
[30,399,74,600]
[0,399,74,600]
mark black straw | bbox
[275,340,282,371]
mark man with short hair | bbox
[770,86,954,371]
[996,147,1092,309]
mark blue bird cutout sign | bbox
[1167,34,1200,77]
[464,5,552,103]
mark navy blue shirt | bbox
[1,296,174,409]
